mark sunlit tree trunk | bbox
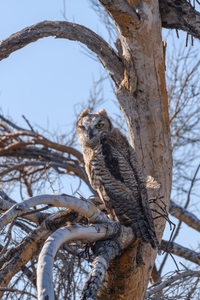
[98,1,172,299]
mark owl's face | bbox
[77,108,113,147]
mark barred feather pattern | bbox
[77,109,160,254]
[86,130,160,251]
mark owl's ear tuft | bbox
[97,109,108,116]
[78,108,90,120]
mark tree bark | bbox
[97,1,172,299]
[159,0,200,39]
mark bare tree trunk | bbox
[98,1,172,299]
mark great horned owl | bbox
[77,108,160,256]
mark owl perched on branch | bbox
[77,108,160,258]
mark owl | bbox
[77,108,160,258]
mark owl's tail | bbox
[131,215,161,254]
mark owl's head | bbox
[77,108,113,147]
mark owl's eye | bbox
[95,123,104,129]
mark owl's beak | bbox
[87,128,94,139]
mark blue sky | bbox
[0,1,116,131]
[0,1,200,278]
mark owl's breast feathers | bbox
[87,130,160,251]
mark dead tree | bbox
[0,1,200,299]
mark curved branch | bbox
[159,0,200,39]
[37,223,134,300]
[161,240,200,266]
[0,194,111,230]
[0,197,46,224]
[0,21,123,85]
[37,223,120,300]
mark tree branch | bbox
[0,194,111,230]
[0,115,96,198]
[169,200,200,232]
[99,0,140,28]
[0,196,47,224]
[161,240,200,266]
[81,239,122,300]
[0,116,84,162]
[146,269,200,298]
[159,0,200,39]
[0,287,37,299]
[81,224,134,299]
[0,160,87,183]
[0,21,123,85]
[0,189,16,204]
[0,209,79,295]
[170,164,200,241]
[159,165,200,274]
[37,223,122,300]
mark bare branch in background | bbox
[146,269,200,299]
[169,200,200,232]
[161,240,200,266]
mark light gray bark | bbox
[0,194,112,230]
[37,224,122,300]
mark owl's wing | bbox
[99,133,160,251]
[90,137,156,243]
[102,176,150,235]
[127,144,160,250]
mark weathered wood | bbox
[0,21,123,85]
[159,0,200,39]
[97,1,172,299]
